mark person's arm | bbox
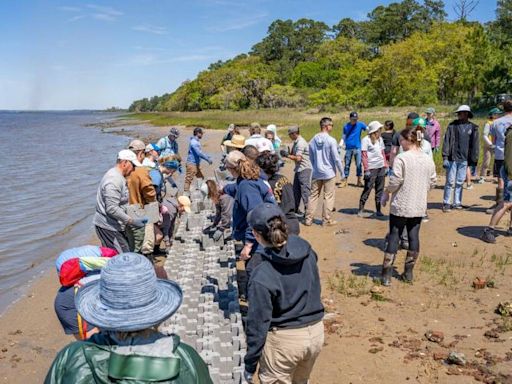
[469,124,480,166]
[381,149,389,168]
[430,160,438,189]
[244,280,273,375]
[191,140,211,163]
[288,140,304,163]
[223,183,237,198]
[104,183,132,224]
[308,142,316,169]
[442,124,451,161]
[386,157,404,194]
[362,151,369,172]
[218,195,234,230]
[140,173,157,203]
[434,121,441,149]
[331,140,344,178]
[389,133,400,167]
[505,131,512,179]
[483,123,493,147]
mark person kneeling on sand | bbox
[380,128,437,286]
[201,180,234,241]
[45,253,212,384]
[243,203,324,384]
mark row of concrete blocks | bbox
[161,188,246,384]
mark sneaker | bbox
[442,204,452,213]
[465,184,474,190]
[323,219,338,226]
[295,211,305,218]
[476,177,485,184]
[375,211,384,217]
[304,219,313,226]
[481,228,496,244]
[422,215,429,223]
[337,179,348,188]
[453,205,463,210]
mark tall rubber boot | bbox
[381,252,396,286]
[486,188,503,214]
[402,251,419,283]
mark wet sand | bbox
[1,123,511,383]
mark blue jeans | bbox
[443,161,467,206]
[344,148,362,178]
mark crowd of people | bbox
[45,101,512,383]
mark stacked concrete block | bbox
[160,184,245,384]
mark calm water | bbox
[0,111,129,313]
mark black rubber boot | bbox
[402,251,419,283]
[381,253,395,286]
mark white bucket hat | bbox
[367,121,383,135]
[455,105,473,118]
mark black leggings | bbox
[386,215,422,254]
[359,168,386,211]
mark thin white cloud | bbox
[57,6,82,12]
[67,14,86,23]
[207,12,268,32]
[132,25,168,35]
[86,4,123,21]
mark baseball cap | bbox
[247,203,286,233]
[128,139,146,151]
[349,112,358,119]
[412,117,427,128]
[288,125,299,134]
[117,149,142,167]
[177,196,191,213]
[225,151,246,168]
[425,107,435,114]
[489,107,502,116]
[145,143,161,153]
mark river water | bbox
[0,111,130,313]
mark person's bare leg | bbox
[489,202,512,227]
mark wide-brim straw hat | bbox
[75,253,182,332]
[367,121,383,135]
[223,134,246,149]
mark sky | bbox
[0,0,496,110]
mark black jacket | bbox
[442,120,479,165]
[267,173,300,235]
[244,235,324,373]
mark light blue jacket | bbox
[309,132,344,180]
[186,136,211,165]
[157,136,179,157]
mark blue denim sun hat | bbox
[75,253,182,332]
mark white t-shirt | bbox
[245,135,275,153]
[361,136,385,170]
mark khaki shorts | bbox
[259,320,324,384]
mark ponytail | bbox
[258,216,288,248]
[400,128,421,148]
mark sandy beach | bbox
[1,122,511,383]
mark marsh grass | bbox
[327,271,372,297]
[419,256,458,288]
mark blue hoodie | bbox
[186,136,211,165]
[309,132,344,180]
[224,177,275,245]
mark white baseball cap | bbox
[118,149,142,167]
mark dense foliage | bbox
[129,0,511,112]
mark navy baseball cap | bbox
[349,111,358,119]
[247,203,285,232]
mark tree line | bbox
[129,0,512,112]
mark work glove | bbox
[131,217,148,228]
[280,148,289,158]
[443,159,450,169]
[212,229,224,241]
[243,370,254,383]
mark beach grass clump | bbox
[327,271,372,297]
